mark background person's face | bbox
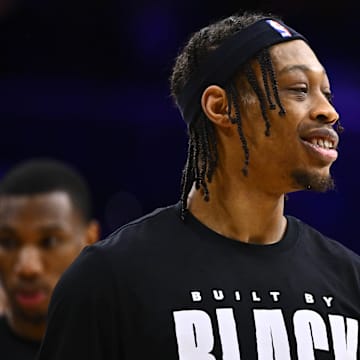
[0,191,91,324]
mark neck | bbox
[187,177,287,245]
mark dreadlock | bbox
[226,82,249,176]
[180,112,217,218]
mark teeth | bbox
[309,138,334,149]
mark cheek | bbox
[44,245,83,275]
[0,254,16,285]
[44,252,81,292]
[238,103,267,145]
[239,93,260,119]
[267,105,302,136]
[240,91,258,107]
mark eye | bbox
[290,87,308,94]
[0,237,19,250]
[41,236,61,249]
[289,86,308,100]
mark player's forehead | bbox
[269,40,327,79]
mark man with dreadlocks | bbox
[38,11,360,359]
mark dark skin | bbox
[188,40,339,245]
[0,191,99,341]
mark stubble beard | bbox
[12,305,47,325]
[291,169,335,193]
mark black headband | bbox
[177,18,307,125]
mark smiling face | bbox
[234,40,340,194]
[0,191,97,337]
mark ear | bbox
[83,220,101,246]
[201,85,232,127]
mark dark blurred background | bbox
[1,0,360,251]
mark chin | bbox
[14,306,48,325]
[291,169,335,192]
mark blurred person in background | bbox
[0,284,7,314]
[0,158,100,359]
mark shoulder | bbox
[111,202,181,235]
[0,316,15,340]
[0,317,14,351]
[0,316,9,336]
[0,316,41,353]
[289,215,360,265]
[54,203,183,289]
[93,202,183,254]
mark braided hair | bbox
[170,11,343,219]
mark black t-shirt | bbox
[0,316,40,359]
[37,203,360,359]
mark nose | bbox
[310,93,339,125]
[14,246,43,279]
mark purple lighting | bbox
[130,5,178,64]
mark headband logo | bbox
[266,20,292,38]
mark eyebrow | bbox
[278,64,326,76]
[0,224,67,234]
[38,225,68,233]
